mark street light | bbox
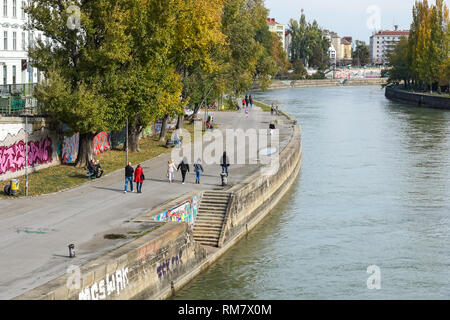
[21,107,32,196]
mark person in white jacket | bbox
[167,160,177,183]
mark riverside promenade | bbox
[0,106,294,300]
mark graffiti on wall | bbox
[335,70,351,79]
[61,133,79,164]
[157,249,183,281]
[93,132,111,155]
[0,137,53,175]
[78,267,129,300]
[153,196,199,229]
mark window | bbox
[21,1,25,19]
[4,31,8,50]
[3,65,6,85]
[13,0,16,17]
[12,65,16,84]
[13,32,16,50]
[3,0,7,17]
[22,31,25,50]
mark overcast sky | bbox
[264,0,447,43]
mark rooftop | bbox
[266,18,280,25]
[372,30,410,37]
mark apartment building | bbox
[370,27,410,64]
[266,17,286,52]
[0,0,43,86]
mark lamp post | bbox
[21,107,32,196]
[126,118,129,165]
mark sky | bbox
[264,0,448,43]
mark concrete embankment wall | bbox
[15,222,208,300]
[257,78,387,91]
[15,114,302,300]
[385,86,450,109]
[218,122,302,248]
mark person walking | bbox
[177,158,190,184]
[167,160,177,183]
[242,98,246,109]
[271,103,274,116]
[245,95,249,107]
[194,159,204,184]
[276,104,279,115]
[249,95,253,108]
[220,151,230,177]
[134,164,144,193]
[245,106,249,119]
[124,162,134,193]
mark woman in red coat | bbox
[134,164,144,193]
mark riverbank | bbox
[252,78,387,91]
[6,105,301,300]
[385,86,450,109]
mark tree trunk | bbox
[128,116,143,152]
[158,114,169,142]
[187,104,201,121]
[75,132,96,168]
[176,114,184,129]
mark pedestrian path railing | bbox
[0,83,41,116]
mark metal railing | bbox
[0,83,40,116]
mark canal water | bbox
[171,86,450,299]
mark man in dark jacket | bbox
[177,158,190,184]
[124,162,134,193]
[220,151,230,177]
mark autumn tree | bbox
[27,0,132,167]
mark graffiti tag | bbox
[0,137,53,175]
[78,267,129,300]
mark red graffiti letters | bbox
[93,132,110,155]
[0,137,53,175]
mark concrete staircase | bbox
[193,191,231,247]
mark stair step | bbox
[194,234,220,240]
[194,224,222,230]
[200,200,229,205]
[196,240,219,247]
[193,231,221,237]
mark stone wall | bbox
[0,117,59,181]
[219,123,302,247]
[385,86,450,109]
[257,78,387,91]
[14,222,207,300]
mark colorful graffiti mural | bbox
[93,132,111,155]
[61,133,79,164]
[0,137,53,175]
[153,196,199,229]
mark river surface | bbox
[171,86,450,300]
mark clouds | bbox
[264,0,420,42]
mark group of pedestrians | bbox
[241,94,253,109]
[271,103,279,116]
[124,152,231,193]
[124,162,144,193]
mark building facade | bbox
[266,18,286,53]
[370,28,410,64]
[0,0,43,87]
[323,30,352,66]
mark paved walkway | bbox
[0,106,293,299]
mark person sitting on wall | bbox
[206,121,214,130]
